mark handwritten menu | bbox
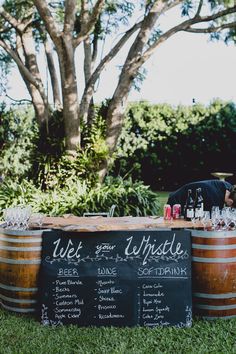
[39,229,192,327]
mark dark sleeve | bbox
[200,180,231,210]
[223,181,232,191]
[167,184,191,210]
[167,193,178,206]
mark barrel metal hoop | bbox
[0,301,35,313]
[192,243,236,250]
[0,283,38,292]
[0,294,37,304]
[0,236,41,243]
[0,257,41,264]
[191,231,236,239]
[193,292,236,299]
[195,303,236,310]
[192,256,236,263]
[0,245,42,251]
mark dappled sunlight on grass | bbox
[1,309,236,354]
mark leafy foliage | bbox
[30,112,108,190]
[114,99,236,190]
[1,99,236,200]
[181,0,193,16]
[0,176,160,217]
[0,104,37,179]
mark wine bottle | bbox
[185,189,194,221]
[194,188,204,218]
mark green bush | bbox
[0,177,160,217]
[114,99,236,190]
[0,104,37,179]
[30,112,108,189]
[2,100,236,193]
[0,107,109,190]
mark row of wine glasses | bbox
[3,205,45,230]
[191,206,236,231]
[211,206,236,231]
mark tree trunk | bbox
[97,78,131,183]
[44,37,62,110]
[19,30,50,126]
[58,37,80,154]
[16,64,49,127]
[83,37,95,126]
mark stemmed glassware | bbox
[211,206,221,231]
[221,208,231,230]
[209,206,236,231]
[191,216,199,228]
[230,208,236,229]
[29,213,45,229]
[2,206,46,230]
[200,211,211,230]
[3,205,32,230]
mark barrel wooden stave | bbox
[192,230,236,319]
[0,228,44,313]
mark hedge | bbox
[114,99,236,190]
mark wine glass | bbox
[211,206,220,218]
[30,213,45,229]
[200,211,211,230]
[211,210,220,231]
[221,208,231,230]
[191,216,199,229]
[3,208,14,228]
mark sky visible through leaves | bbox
[3,3,236,107]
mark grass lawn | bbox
[1,308,236,353]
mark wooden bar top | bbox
[42,216,194,232]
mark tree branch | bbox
[84,38,92,84]
[141,5,236,65]
[0,38,47,103]
[0,6,24,32]
[122,0,181,73]
[3,93,32,104]
[196,5,236,23]
[79,20,142,121]
[63,0,77,35]
[101,1,236,160]
[44,36,62,109]
[185,21,236,33]
[33,0,61,46]
[91,21,142,87]
[73,0,105,48]
[195,0,203,18]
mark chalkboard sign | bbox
[38,229,192,328]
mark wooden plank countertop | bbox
[42,216,194,232]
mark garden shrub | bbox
[114,99,236,190]
[30,111,108,190]
[0,177,160,217]
[1,99,236,195]
[0,104,37,179]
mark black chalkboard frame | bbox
[38,228,192,328]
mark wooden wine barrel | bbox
[191,229,236,319]
[0,227,49,313]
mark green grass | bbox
[1,309,236,353]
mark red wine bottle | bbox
[185,189,194,221]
